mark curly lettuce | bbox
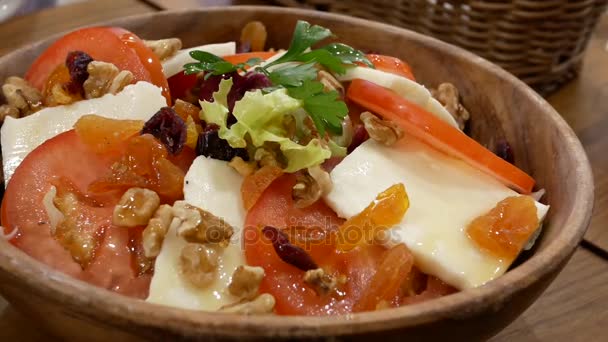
[200,79,332,172]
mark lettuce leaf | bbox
[200,79,332,172]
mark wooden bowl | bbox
[0,6,594,341]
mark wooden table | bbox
[0,1,607,340]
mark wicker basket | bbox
[274,0,608,95]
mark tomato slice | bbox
[110,28,170,103]
[26,27,146,90]
[366,54,415,80]
[1,131,150,298]
[25,27,169,103]
[244,174,386,315]
[347,79,535,193]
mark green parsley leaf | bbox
[266,21,333,67]
[288,80,348,136]
[190,50,224,63]
[295,49,346,74]
[268,62,318,88]
[319,43,374,68]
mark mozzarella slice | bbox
[336,67,460,128]
[147,156,246,310]
[162,42,237,78]
[324,138,549,289]
[1,81,165,184]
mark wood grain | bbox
[548,14,608,252]
[0,1,604,341]
[492,247,608,342]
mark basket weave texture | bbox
[275,0,608,95]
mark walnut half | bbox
[180,243,218,288]
[113,188,161,227]
[1,76,43,118]
[360,111,404,146]
[228,265,265,300]
[172,201,234,245]
[292,166,332,208]
[144,38,182,61]
[83,61,133,99]
[431,83,470,130]
[142,204,174,258]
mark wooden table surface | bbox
[0,1,607,341]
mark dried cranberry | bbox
[347,124,369,153]
[196,124,249,161]
[141,107,187,155]
[495,139,514,164]
[65,51,93,95]
[262,226,318,271]
[227,72,272,111]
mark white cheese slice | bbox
[324,138,549,289]
[147,156,246,310]
[162,42,237,78]
[1,81,165,184]
[336,67,460,129]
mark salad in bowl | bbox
[0,19,549,317]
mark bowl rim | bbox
[0,5,595,338]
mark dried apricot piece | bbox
[89,134,185,203]
[241,165,283,210]
[184,116,201,150]
[173,99,201,124]
[353,243,413,312]
[75,115,144,154]
[467,195,539,261]
[337,183,409,251]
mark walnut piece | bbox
[360,111,404,146]
[228,156,257,177]
[180,243,218,288]
[317,70,344,96]
[172,201,234,245]
[142,204,174,258]
[219,293,275,314]
[292,166,332,208]
[431,83,470,130]
[83,61,133,99]
[254,146,282,168]
[144,38,182,61]
[1,76,43,117]
[303,268,338,296]
[228,265,265,300]
[113,188,161,227]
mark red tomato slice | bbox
[1,131,150,298]
[244,174,386,315]
[347,79,535,194]
[357,54,415,80]
[26,27,147,90]
[110,28,170,103]
[25,27,169,103]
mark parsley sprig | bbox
[184,20,374,135]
